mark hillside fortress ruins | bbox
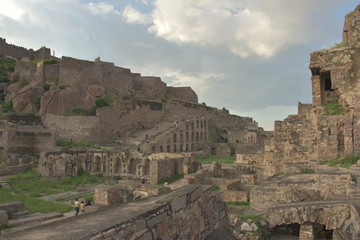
[2,4,360,240]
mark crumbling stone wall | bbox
[149,153,196,184]
[94,183,170,205]
[250,173,352,211]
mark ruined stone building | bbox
[236,6,360,180]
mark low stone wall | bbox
[223,190,248,202]
[0,202,24,219]
[4,130,55,153]
[94,182,171,206]
[0,163,33,176]
[3,185,228,240]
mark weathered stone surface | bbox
[87,84,105,97]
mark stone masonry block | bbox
[171,195,187,212]
[0,210,8,226]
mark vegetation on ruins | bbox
[332,41,348,49]
[323,154,360,168]
[95,94,116,108]
[2,100,13,113]
[239,214,271,239]
[19,76,28,88]
[42,83,51,91]
[227,201,250,206]
[208,121,227,143]
[162,95,172,104]
[212,185,220,191]
[158,173,184,185]
[197,156,235,164]
[323,102,344,115]
[33,96,41,109]
[300,168,315,174]
[56,139,100,150]
[121,95,130,101]
[0,168,108,213]
[0,54,16,83]
[72,107,86,115]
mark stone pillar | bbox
[312,75,321,107]
[299,223,315,240]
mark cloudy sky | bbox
[0,0,358,130]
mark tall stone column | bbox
[299,223,315,240]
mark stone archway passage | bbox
[129,158,137,175]
[266,200,360,240]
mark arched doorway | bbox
[143,158,150,176]
[129,158,137,175]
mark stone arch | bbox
[114,156,122,174]
[55,157,66,176]
[196,132,199,142]
[173,133,177,143]
[129,158,137,175]
[180,131,183,143]
[267,202,360,240]
[94,155,101,172]
[191,132,194,141]
[186,132,189,141]
[174,144,177,152]
[143,158,151,176]
[159,145,163,152]
[167,145,170,152]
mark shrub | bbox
[158,174,184,185]
[325,154,360,168]
[300,168,315,174]
[212,185,221,191]
[2,100,13,113]
[33,96,41,109]
[43,83,51,91]
[323,102,344,115]
[0,93,6,103]
[72,108,86,116]
[95,95,116,108]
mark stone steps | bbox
[2,212,64,235]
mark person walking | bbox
[74,198,80,216]
[80,201,85,214]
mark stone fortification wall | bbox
[250,173,352,211]
[0,201,25,219]
[2,130,55,153]
[133,76,167,100]
[343,5,360,49]
[166,86,198,103]
[0,38,33,60]
[2,185,228,240]
[42,114,98,142]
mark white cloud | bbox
[88,2,118,15]
[123,5,151,24]
[125,0,288,58]
[0,0,24,20]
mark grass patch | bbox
[129,135,138,138]
[33,96,41,109]
[43,83,51,91]
[158,174,184,185]
[300,168,315,174]
[323,102,344,115]
[1,169,107,213]
[56,140,100,150]
[332,41,348,49]
[212,185,221,191]
[324,154,360,169]
[197,157,235,164]
[227,201,250,206]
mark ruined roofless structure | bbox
[236,5,360,181]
